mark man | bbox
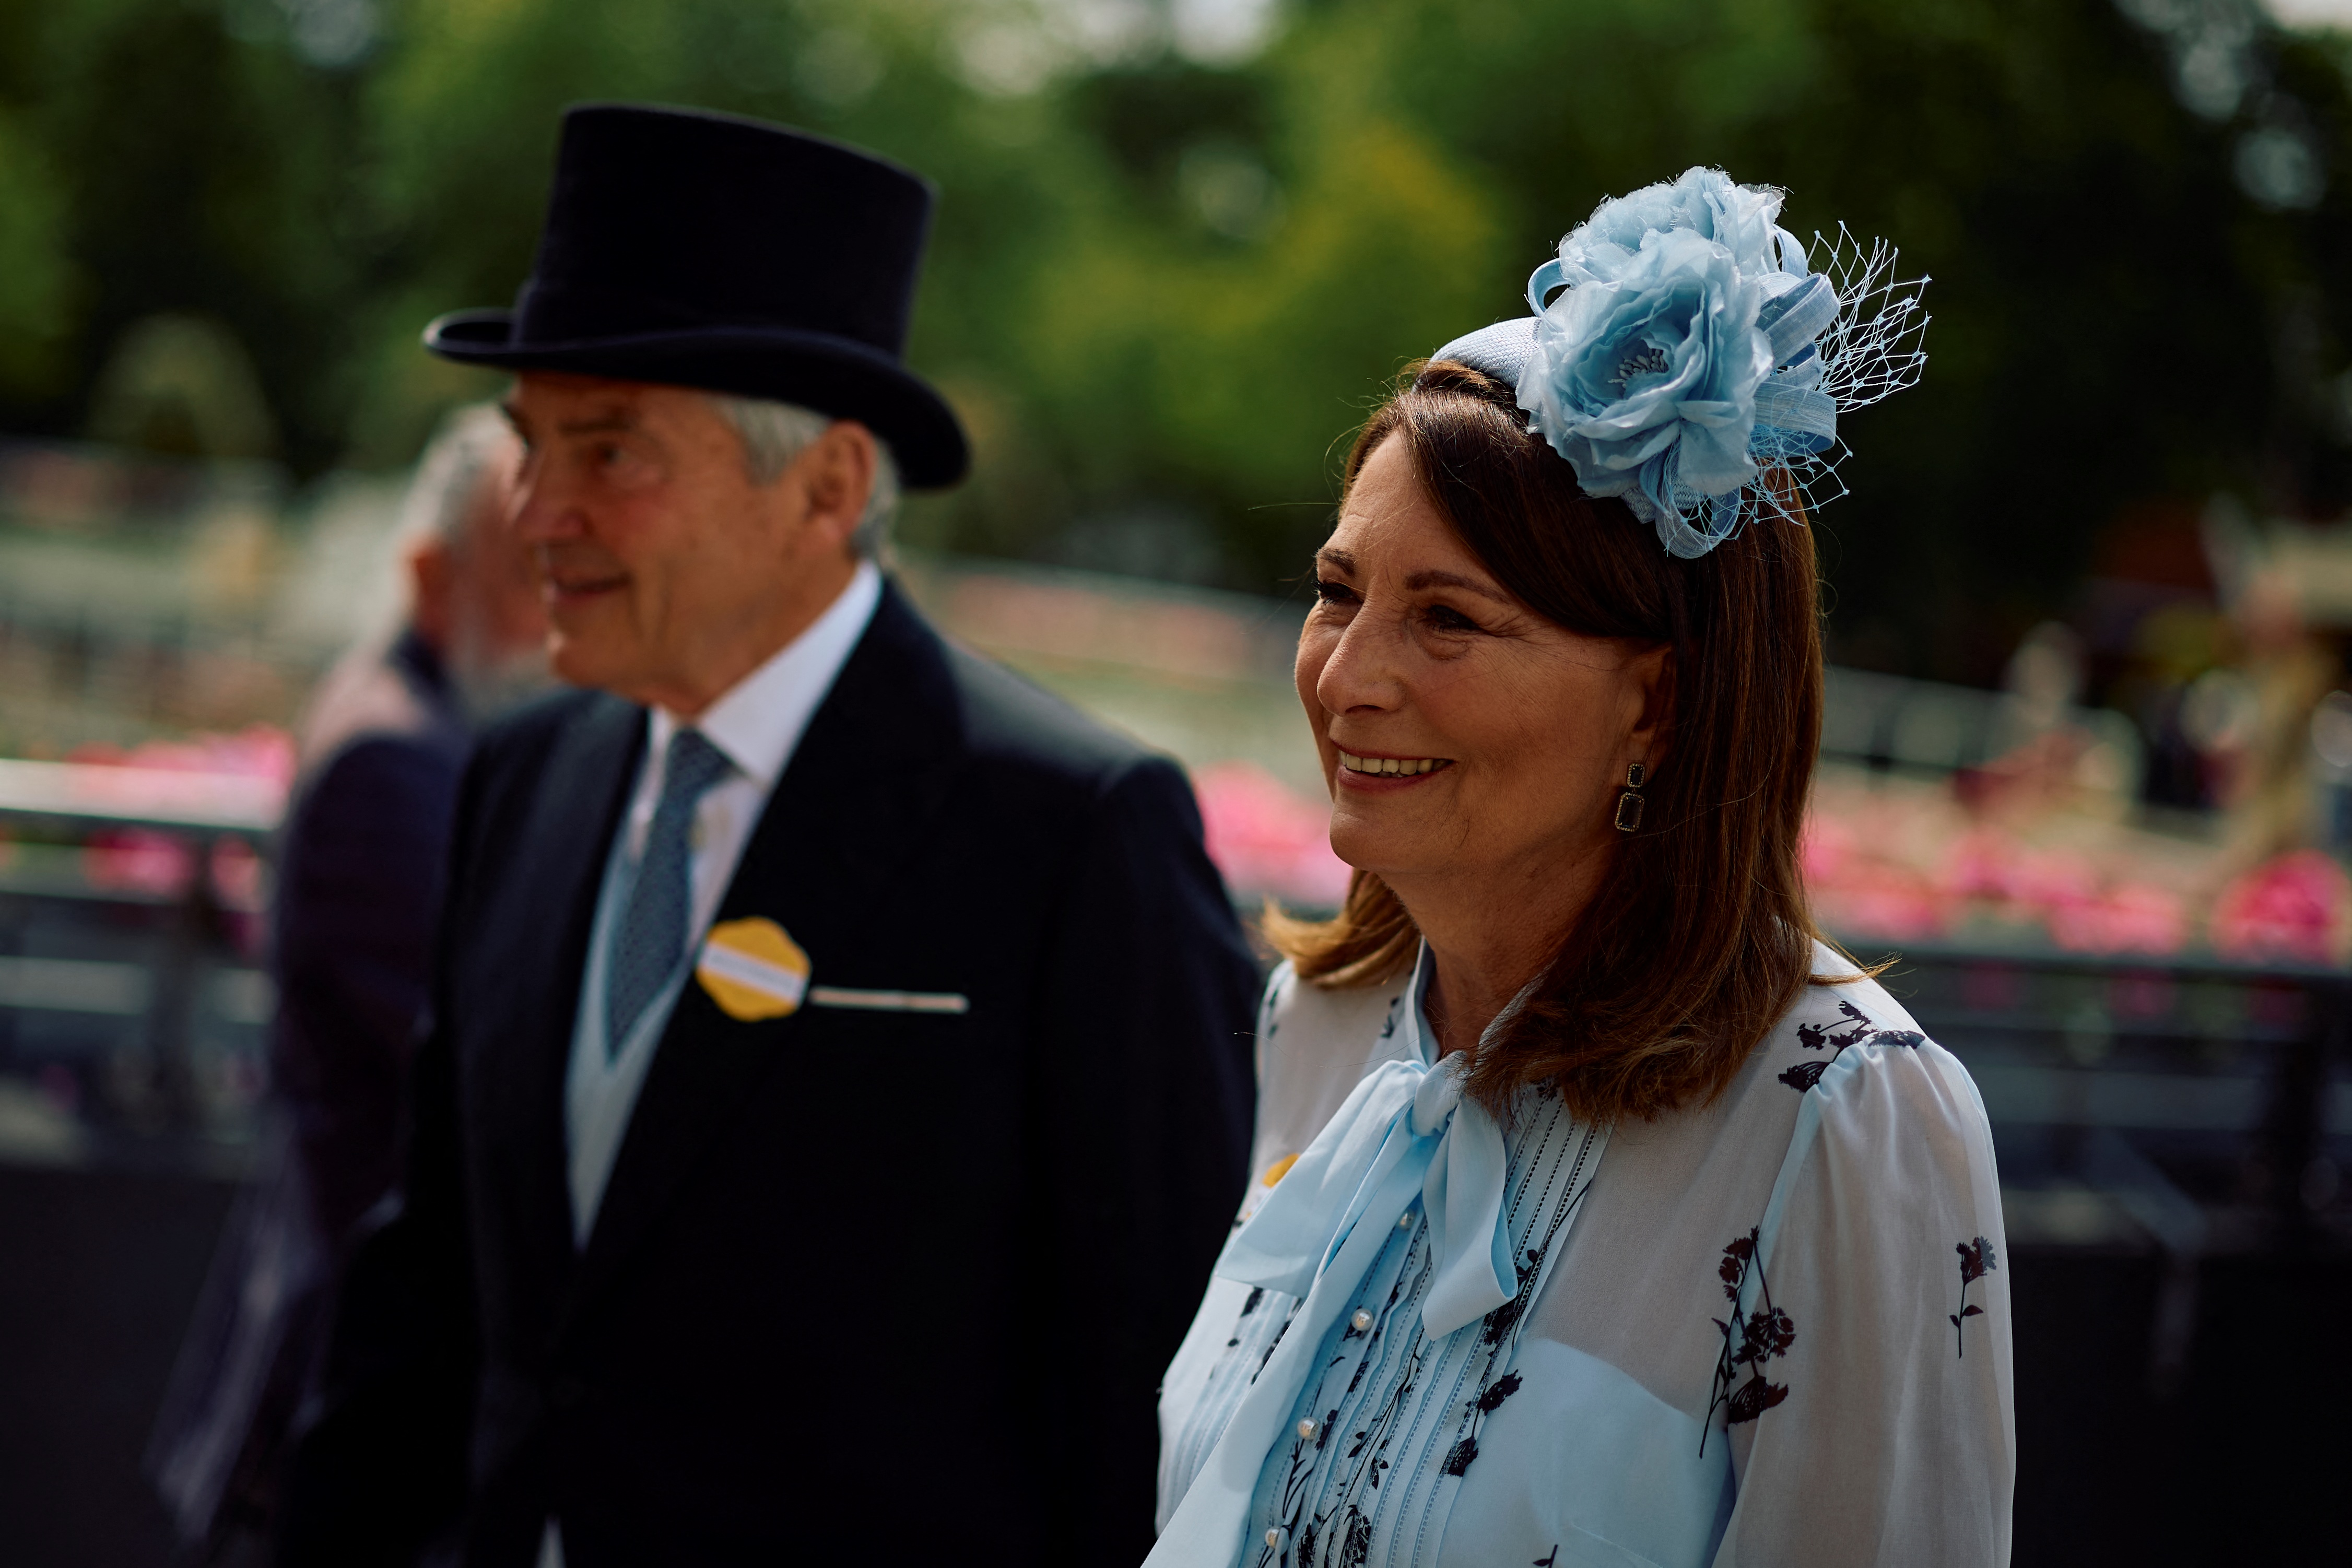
[148,406,546,1559]
[281,105,1259,1566]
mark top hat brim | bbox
[424,311,970,489]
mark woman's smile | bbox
[1334,748,1455,784]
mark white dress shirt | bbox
[561,558,881,1243]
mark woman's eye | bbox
[1312,578,1356,606]
[1426,604,1480,632]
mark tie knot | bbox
[660,728,732,808]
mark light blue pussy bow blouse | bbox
[1149,1042,1587,1567]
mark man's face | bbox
[502,373,867,714]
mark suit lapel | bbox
[474,692,644,1294]
[563,584,961,1321]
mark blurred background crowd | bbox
[6,0,2352,1562]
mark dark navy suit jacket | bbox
[150,629,469,1544]
[282,584,1260,1567]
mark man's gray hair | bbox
[705,393,902,557]
[400,403,517,556]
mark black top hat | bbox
[425,103,969,488]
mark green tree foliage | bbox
[0,102,75,398]
[3,0,2351,678]
[0,0,371,464]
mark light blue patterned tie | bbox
[604,728,733,1057]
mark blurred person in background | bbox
[1154,171,2011,1567]
[280,105,1258,1568]
[145,405,548,1561]
[2216,566,2339,863]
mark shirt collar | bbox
[1404,940,1439,1067]
[646,557,883,790]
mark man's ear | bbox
[794,420,878,555]
[408,536,455,651]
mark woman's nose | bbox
[1314,610,1406,716]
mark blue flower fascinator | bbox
[1432,168,1929,559]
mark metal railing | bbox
[0,762,283,1170]
[1855,938,2351,1395]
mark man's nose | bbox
[509,461,585,543]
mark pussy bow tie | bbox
[1147,1052,1517,1567]
[1225,1051,1516,1336]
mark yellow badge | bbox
[695,917,811,1021]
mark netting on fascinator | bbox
[1431,168,1930,559]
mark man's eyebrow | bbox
[1404,569,1513,605]
[555,411,642,435]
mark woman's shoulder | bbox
[1605,943,1980,1205]
[1737,939,1993,1160]
[1761,941,1937,1091]
[1252,962,1417,1174]
[1598,942,2002,1303]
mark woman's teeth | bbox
[1338,751,1448,776]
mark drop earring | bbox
[1614,762,1646,833]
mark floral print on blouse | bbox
[1156,942,2013,1568]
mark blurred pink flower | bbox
[1811,863,1947,941]
[2210,851,2348,964]
[2047,882,2188,955]
[1193,761,1352,906]
[70,725,295,898]
[83,829,192,895]
[1798,815,1857,883]
[2009,849,2100,915]
[1939,826,2028,903]
[71,724,296,785]
[210,838,263,902]
[1810,812,2194,955]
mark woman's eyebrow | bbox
[1315,548,1357,574]
[1404,569,1512,605]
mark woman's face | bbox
[1297,433,1669,900]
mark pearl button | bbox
[1352,1309,1375,1331]
[1297,1417,1318,1439]
[1265,1526,1287,1549]
[1398,1210,1415,1228]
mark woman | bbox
[1153,170,2008,1567]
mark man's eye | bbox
[590,440,662,491]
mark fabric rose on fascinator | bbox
[1514,167,1929,559]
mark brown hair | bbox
[1266,359,1831,1123]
